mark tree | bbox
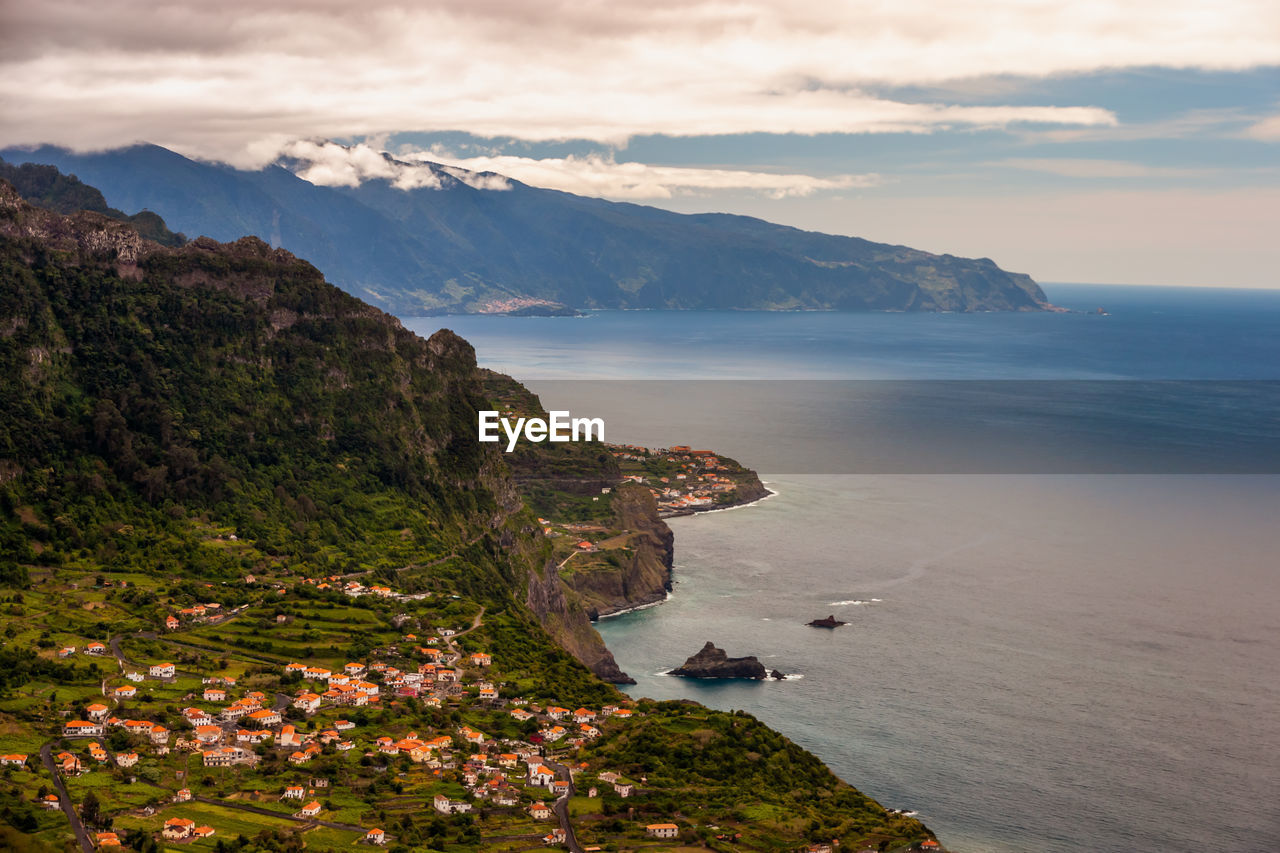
[81,790,101,827]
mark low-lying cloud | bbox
[401,150,881,199]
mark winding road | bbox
[38,742,94,853]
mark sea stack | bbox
[670,642,772,680]
[807,614,848,628]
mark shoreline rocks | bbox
[670,641,782,680]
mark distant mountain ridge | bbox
[1,143,1054,316]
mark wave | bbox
[829,598,882,606]
[781,673,804,680]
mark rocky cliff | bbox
[561,482,674,619]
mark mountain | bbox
[0,180,942,851]
[0,143,1052,316]
[0,176,626,685]
[0,156,186,247]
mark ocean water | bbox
[403,284,1280,853]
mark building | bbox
[95,831,122,847]
[299,801,322,817]
[529,803,553,820]
[149,662,176,678]
[163,818,196,840]
[647,824,679,839]
[63,721,102,737]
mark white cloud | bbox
[401,149,881,199]
[22,0,1280,163]
[281,140,509,191]
[1244,114,1280,140]
[996,158,1217,179]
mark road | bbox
[543,757,584,853]
[39,742,95,853]
[191,794,388,838]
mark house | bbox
[545,706,570,720]
[115,752,139,767]
[542,828,566,845]
[529,803,553,820]
[0,754,27,767]
[85,703,110,721]
[202,687,227,702]
[202,747,256,767]
[163,818,195,839]
[573,708,596,723]
[432,794,472,814]
[40,793,60,809]
[647,824,679,839]
[551,780,570,797]
[529,765,556,787]
[165,616,180,630]
[192,826,215,839]
[299,801,322,817]
[194,724,223,744]
[63,721,102,737]
[470,652,491,667]
[85,642,107,655]
[149,662,176,678]
[288,751,310,765]
[58,647,76,658]
[282,785,305,800]
[111,686,136,699]
[175,788,192,802]
[293,693,321,713]
[95,831,122,847]
[278,725,301,747]
[920,843,941,851]
[613,782,633,797]
[365,828,386,845]
[150,724,170,744]
[246,708,281,726]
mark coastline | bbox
[659,483,777,519]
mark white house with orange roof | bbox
[63,720,102,737]
[148,662,176,678]
[647,824,679,839]
[85,703,110,721]
[365,828,386,845]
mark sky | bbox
[1,0,1278,287]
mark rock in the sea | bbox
[670,642,769,680]
[770,669,786,680]
[807,614,848,628]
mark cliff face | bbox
[524,555,634,683]
[562,483,674,619]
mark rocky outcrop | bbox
[807,615,848,628]
[670,642,774,680]
[563,483,674,619]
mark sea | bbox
[404,283,1280,853]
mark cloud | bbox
[29,0,1280,163]
[400,149,880,199]
[996,158,1218,179]
[1244,114,1280,140]
[281,140,509,191]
